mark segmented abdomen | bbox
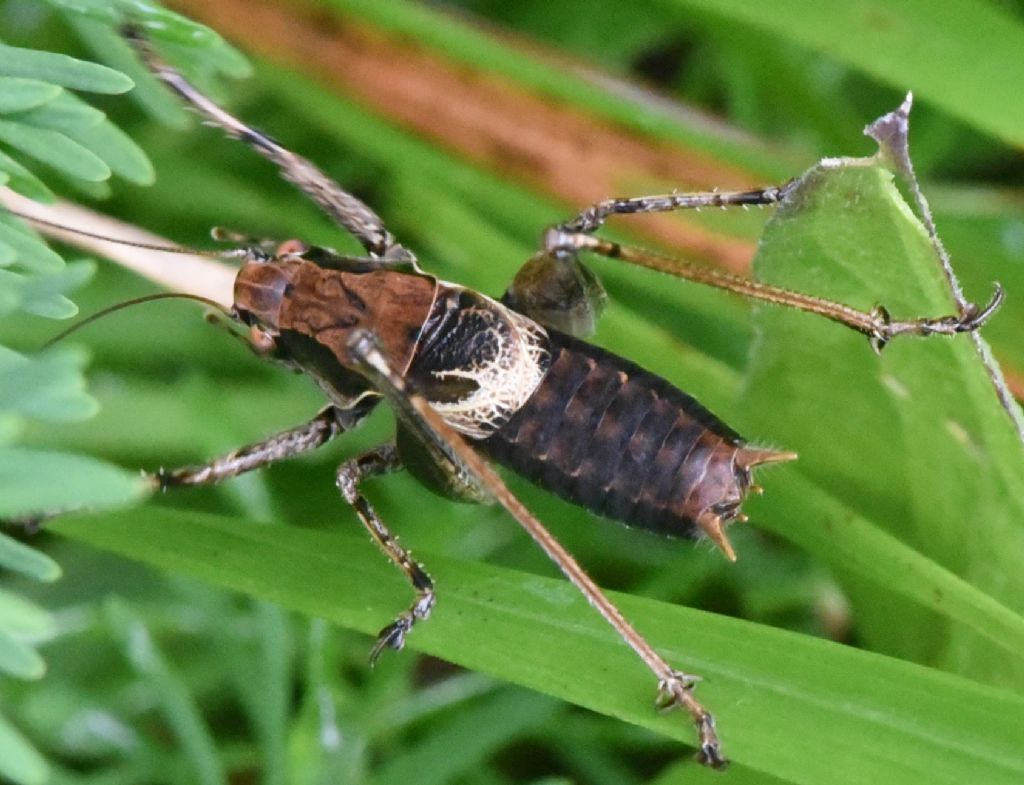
[477,330,750,538]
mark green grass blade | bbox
[329,0,792,176]
[0,711,48,785]
[51,507,1024,785]
[251,602,290,785]
[659,0,1024,147]
[104,599,228,785]
[754,471,1024,658]
[374,688,560,785]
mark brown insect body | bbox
[235,250,773,556]
[70,30,1000,767]
[478,330,770,549]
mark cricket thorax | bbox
[407,285,551,439]
[234,258,439,374]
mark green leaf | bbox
[12,91,105,133]
[0,218,65,273]
[0,78,61,113]
[0,260,93,320]
[0,533,61,582]
[50,508,1024,785]
[0,447,149,518]
[0,589,54,638]
[0,150,55,202]
[0,711,48,785]
[0,629,45,679]
[739,156,1024,683]
[657,0,1024,147]
[12,92,154,184]
[0,345,97,422]
[0,43,133,94]
[65,113,154,184]
[0,119,110,182]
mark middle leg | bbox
[335,443,436,665]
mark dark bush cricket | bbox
[16,27,1003,768]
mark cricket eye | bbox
[233,261,290,331]
[234,306,255,327]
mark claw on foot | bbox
[369,615,412,667]
[957,283,1004,332]
[367,593,434,667]
[657,672,729,770]
[695,717,730,770]
[869,282,1003,354]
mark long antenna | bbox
[0,190,237,307]
[2,206,248,260]
[43,292,235,349]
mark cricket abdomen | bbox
[477,330,768,540]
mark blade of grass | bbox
[658,0,1024,147]
[50,507,1024,785]
[750,470,1024,657]
[103,598,227,785]
[375,688,559,785]
[0,712,47,785]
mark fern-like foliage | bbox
[0,4,248,782]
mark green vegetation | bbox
[1,2,1022,784]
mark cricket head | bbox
[233,255,295,334]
